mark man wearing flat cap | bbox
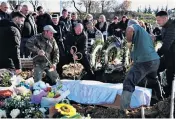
[26,25,60,85]
[0,12,25,74]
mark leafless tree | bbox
[100,0,119,13]
[29,0,40,11]
[72,0,82,14]
[90,1,101,13]
[118,0,132,11]
[62,0,72,9]
[7,0,26,10]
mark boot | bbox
[120,90,133,110]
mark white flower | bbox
[0,109,6,118]
[15,95,22,100]
[10,109,20,118]
[39,108,46,114]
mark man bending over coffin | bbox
[57,23,95,80]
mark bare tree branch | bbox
[7,0,26,10]
[29,0,40,11]
[72,0,82,14]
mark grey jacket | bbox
[26,33,59,66]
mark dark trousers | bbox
[158,55,175,97]
[57,54,94,79]
[123,59,160,92]
[20,38,30,58]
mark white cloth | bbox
[60,80,152,108]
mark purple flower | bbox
[31,90,47,104]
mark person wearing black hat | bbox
[0,11,25,74]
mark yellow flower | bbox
[55,103,77,117]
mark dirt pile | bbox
[72,97,173,118]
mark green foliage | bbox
[144,6,148,13]
[147,5,152,14]
[138,13,156,25]
[0,72,12,87]
[155,7,159,15]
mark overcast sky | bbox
[48,0,175,12]
[0,0,175,12]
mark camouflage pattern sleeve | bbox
[52,39,60,65]
[25,35,40,54]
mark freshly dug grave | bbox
[62,63,125,83]
[62,64,174,118]
[71,97,173,118]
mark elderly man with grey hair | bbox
[0,2,11,20]
[57,23,95,80]
[119,19,160,115]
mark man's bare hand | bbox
[126,42,132,49]
[70,49,74,55]
[38,50,45,56]
[16,69,22,75]
[50,64,56,70]
[73,55,78,60]
[151,34,156,41]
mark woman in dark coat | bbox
[95,14,108,42]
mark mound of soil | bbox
[71,97,173,118]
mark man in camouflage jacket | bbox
[26,25,59,85]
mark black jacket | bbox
[22,14,37,38]
[36,13,52,33]
[59,16,72,32]
[82,19,93,31]
[52,22,66,57]
[71,19,82,30]
[0,19,21,69]
[0,10,11,21]
[119,19,129,32]
[65,31,87,56]
[157,19,175,56]
[95,22,108,34]
[153,27,161,36]
[108,22,120,36]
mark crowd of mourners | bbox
[0,2,175,113]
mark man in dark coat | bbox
[59,9,72,33]
[36,6,52,33]
[0,12,25,74]
[57,23,95,79]
[70,12,82,30]
[20,5,37,57]
[155,11,175,98]
[0,2,11,21]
